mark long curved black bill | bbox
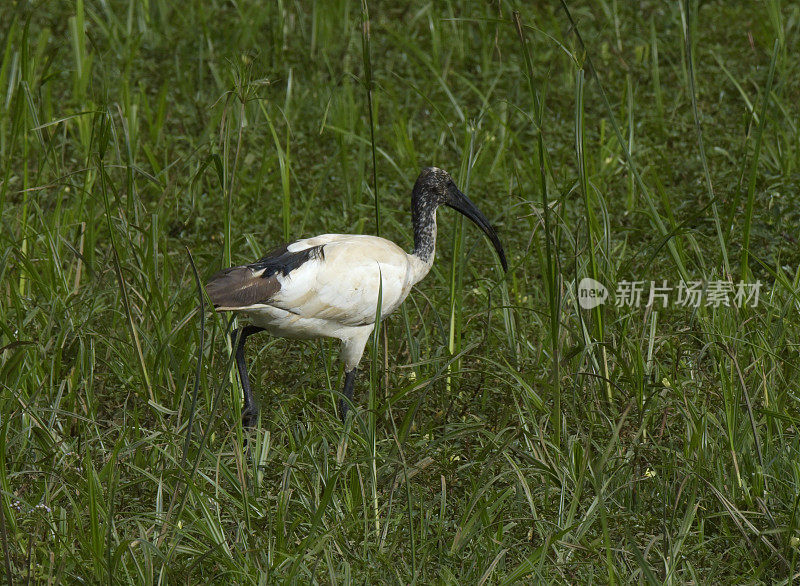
[446,190,508,272]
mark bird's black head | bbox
[412,167,508,272]
[413,167,456,206]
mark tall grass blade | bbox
[575,68,611,401]
[360,0,380,236]
[741,39,779,280]
[681,0,730,277]
[97,114,153,401]
[369,272,384,540]
[559,0,689,281]
[181,247,204,467]
[513,11,561,440]
[259,99,293,242]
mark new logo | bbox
[578,278,608,309]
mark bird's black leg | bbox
[232,325,265,428]
[339,368,358,422]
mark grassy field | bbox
[2,0,800,582]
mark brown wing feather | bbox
[206,266,281,309]
[206,243,324,310]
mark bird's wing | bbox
[208,235,413,325]
[206,241,325,310]
[268,235,414,326]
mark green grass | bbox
[2,0,800,582]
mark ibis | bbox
[207,167,507,426]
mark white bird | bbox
[207,167,507,426]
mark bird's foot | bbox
[338,399,349,422]
[339,368,358,423]
[242,406,259,429]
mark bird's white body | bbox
[207,167,506,424]
[216,234,434,369]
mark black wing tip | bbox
[249,244,324,277]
